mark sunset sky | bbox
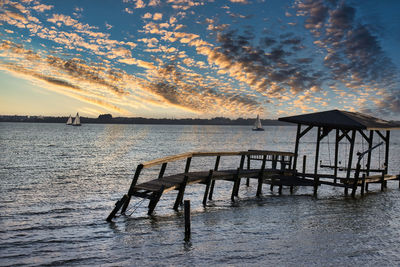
[0,0,399,119]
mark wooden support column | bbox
[208,156,220,200]
[351,163,361,198]
[384,131,390,175]
[158,162,167,179]
[302,155,306,179]
[313,127,321,196]
[106,194,129,222]
[173,175,189,211]
[148,186,165,215]
[231,168,241,202]
[366,130,374,177]
[344,130,356,196]
[256,155,267,197]
[173,157,192,210]
[121,164,144,214]
[334,129,339,183]
[361,174,366,196]
[279,155,284,194]
[202,170,213,206]
[234,155,246,196]
[293,124,301,171]
[246,155,250,186]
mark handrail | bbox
[141,150,295,169]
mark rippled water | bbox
[1,123,399,266]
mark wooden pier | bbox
[107,110,400,222]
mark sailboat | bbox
[252,114,264,131]
[72,112,81,126]
[66,115,73,125]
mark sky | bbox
[0,0,399,119]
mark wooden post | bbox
[313,127,321,196]
[384,131,390,175]
[231,168,241,202]
[302,155,306,179]
[106,194,128,222]
[158,162,167,179]
[361,174,366,196]
[148,186,165,215]
[202,170,213,206]
[208,155,220,200]
[234,155,245,196]
[293,124,301,171]
[380,172,385,191]
[256,155,267,197]
[121,164,144,214]
[246,155,250,186]
[344,130,356,196]
[334,129,339,183]
[184,200,191,241]
[351,163,361,198]
[173,175,189,211]
[366,130,374,177]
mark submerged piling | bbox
[184,200,191,241]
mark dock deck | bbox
[107,150,399,222]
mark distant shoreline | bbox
[0,115,292,126]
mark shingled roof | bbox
[278,109,400,130]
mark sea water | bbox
[0,123,399,266]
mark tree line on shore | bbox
[0,114,291,126]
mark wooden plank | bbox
[192,151,240,157]
[142,152,192,168]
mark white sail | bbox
[66,115,72,125]
[72,112,81,126]
[252,114,264,131]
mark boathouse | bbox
[107,110,400,222]
[279,109,400,196]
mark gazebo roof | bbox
[278,109,400,130]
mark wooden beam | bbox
[143,152,193,168]
[299,125,313,139]
[338,129,351,142]
[375,130,387,141]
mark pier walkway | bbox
[107,149,399,222]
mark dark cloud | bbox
[297,0,399,116]
[214,29,322,96]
